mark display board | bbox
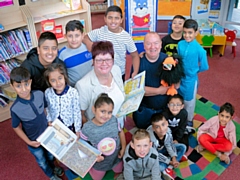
[191,0,222,21]
[158,0,192,19]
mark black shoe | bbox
[186,126,196,134]
[54,167,64,177]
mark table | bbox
[196,34,227,56]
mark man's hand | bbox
[158,85,169,95]
[174,82,181,89]
[29,141,41,148]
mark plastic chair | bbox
[201,35,215,57]
[224,28,237,57]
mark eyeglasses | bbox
[168,103,182,108]
[95,58,113,64]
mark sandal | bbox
[196,145,204,153]
[224,156,230,165]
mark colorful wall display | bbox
[125,0,158,44]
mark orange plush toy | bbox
[159,55,185,96]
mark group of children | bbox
[9,4,237,180]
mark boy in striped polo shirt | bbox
[83,5,140,80]
[59,20,92,86]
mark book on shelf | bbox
[37,119,101,178]
[0,28,32,61]
[0,59,20,85]
[116,71,146,117]
[22,28,32,49]
[62,0,82,11]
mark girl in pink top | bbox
[197,102,236,164]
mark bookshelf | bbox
[0,0,92,122]
[23,0,92,47]
[0,0,32,122]
[88,0,108,13]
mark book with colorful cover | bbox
[15,29,28,52]
[8,30,24,54]
[22,28,32,49]
[37,119,101,178]
[0,34,13,59]
[116,71,145,117]
[62,0,82,11]
[5,32,21,55]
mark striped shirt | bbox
[59,43,92,86]
[88,25,137,75]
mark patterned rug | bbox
[65,95,240,180]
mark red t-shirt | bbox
[217,125,226,138]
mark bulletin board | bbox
[158,0,192,19]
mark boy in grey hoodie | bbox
[147,113,187,180]
[123,129,161,180]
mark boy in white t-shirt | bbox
[83,5,140,80]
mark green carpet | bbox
[65,95,240,180]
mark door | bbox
[221,0,240,37]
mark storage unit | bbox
[23,0,92,48]
[88,0,108,13]
[0,0,92,122]
[0,0,32,122]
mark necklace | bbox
[101,79,114,93]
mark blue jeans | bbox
[133,106,162,129]
[159,143,186,172]
[28,145,55,178]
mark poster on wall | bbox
[125,0,157,43]
[191,0,210,19]
[191,0,222,20]
[209,0,221,19]
[197,0,210,14]
[158,0,192,19]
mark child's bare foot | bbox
[196,144,204,153]
[220,154,230,164]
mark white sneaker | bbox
[50,175,61,180]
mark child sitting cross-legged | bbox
[147,113,187,180]
[197,102,236,164]
[123,129,161,180]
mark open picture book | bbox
[116,71,145,117]
[37,119,101,178]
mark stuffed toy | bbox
[159,54,185,96]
